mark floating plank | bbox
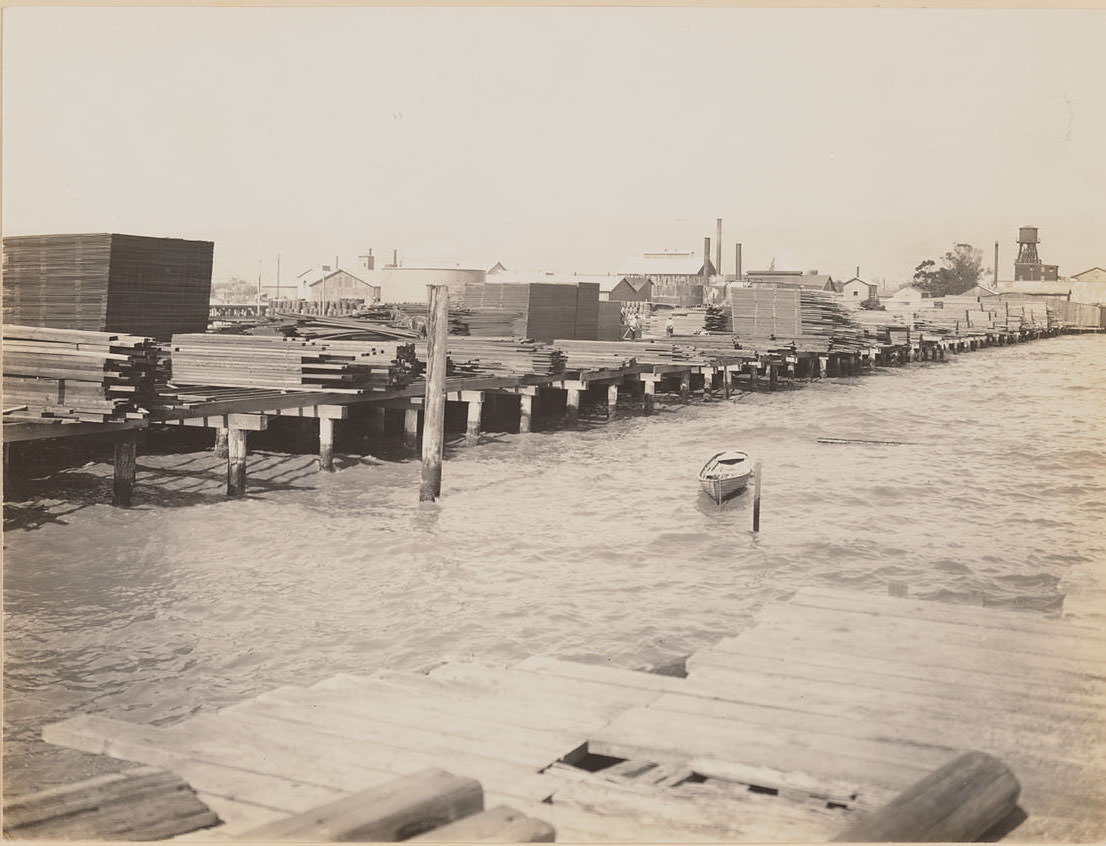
[2,766,219,841]
[240,768,482,842]
[409,805,555,842]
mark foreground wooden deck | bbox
[37,587,1106,841]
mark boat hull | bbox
[699,473,751,504]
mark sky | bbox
[3,7,1105,288]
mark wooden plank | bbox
[219,696,578,771]
[792,586,1106,638]
[410,805,555,842]
[514,655,687,694]
[779,591,1106,659]
[831,751,1020,842]
[240,768,482,842]
[588,706,942,795]
[686,647,1106,726]
[175,708,562,805]
[42,714,391,807]
[255,684,587,763]
[2,766,219,841]
[691,632,1106,703]
[2,419,147,443]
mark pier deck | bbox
[39,587,1106,841]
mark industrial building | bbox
[1013,226,1060,281]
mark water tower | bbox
[1014,226,1059,281]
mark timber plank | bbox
[686,648,1106,728]
[752,601,1106,667]
[690,635,1106,703]
[177,709,561,805]
[255,684,588,763]
[514,655,688,693]
[793,587,1106,638]
[589,706,940,795]
[221,696,575,771]
[409,805,555,842]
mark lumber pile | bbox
[2,767,219,841]
[460,282,599,341]
[730,288,865,352]
[597,301,626,341]
[169,335,416,392]
[433,338,566,376]
[3,325,162,423]
[2,233,213,339]
[642,308,709,338]
[549,340,639,370]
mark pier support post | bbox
[816,356,826,379]
[679,372,691,401]
[213,427,228,458]
[565,388,581,425]
[403,407,420,450]
[318,417,335,472]
[519,394,533,433]
[642,379,655,413]
[419,284,449,502]
[464,392,483,446]
[112,430,138,507]
[722,366,731,399]
[747,363,758,391]
[226,428,248,498]
[607,384,619,419]
[768,363,779,391]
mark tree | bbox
[912,243,987,297]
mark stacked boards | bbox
[170,335,416,392]
[3,325,163,423]
[439,338,566,376]
[3,234,214,340]
[731,288,865,352]
[460,282,600,342]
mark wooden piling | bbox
[832,751,1020,843]
[212,427,228,458]
[679,372,691,401]
[722,367,731,399]
[419,285,449,502]
[752,460,762,532]
[768,363,778,391]
[112,430,138,507]
[226,428,247,498]
[519,394,533,433]
[318,417,335,472]
[465,395,482,446]
[747,363,758,391]
[642,380,655,414]
[404,407,420,450]
[607,384,619,419]
[565,388,581,425]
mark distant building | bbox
[606,276,652,302]
[1070,266,1106,284]
[296,266,381,303]
[840,277,879,304]
[488,261,508,275]
[958,284,999,298]
[886,285,925,307]
[746,270,836,291]
[995,279,1072,297]
[1069,268,1106,305]
[1013,226,1060,281]
[618,250,713,307]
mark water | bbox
[4,334,1105,794]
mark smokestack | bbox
[994,241,999,285]
[393,248,398,267]
[703,237,711,277]
[735,243,742,283]
[715,218,723,277]
[856,266,860,279]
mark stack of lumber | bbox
[169,335,414,392]
[731,289,865,352]
[3,325,162,423]
[597,301,626,342]
[432,338,566,376]
[2,233,213,340]
[450,308,525,337]
[704,306,732,333]
[641,308,709,338]
[549,340,639,370]
[460,282,594,341]
[274,312,419,341]
[1050,300,1103,329]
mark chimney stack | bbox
[735,243,742,283]
[703,237,711,277]
[856,265,860,279]
[393,248,399,268]
[715,218,723,277]
[994,241,999,285]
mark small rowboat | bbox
[698,450,753,504]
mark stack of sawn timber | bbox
[170,335,415,392]
[434,338,566,376]
[731,288,865,352]
[2,233,213,340]
[3,325,162,423]
[460,282,600,342]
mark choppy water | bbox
[4,334,1105,794]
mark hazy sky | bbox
[4,7,1104,286]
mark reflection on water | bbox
[4,335,1105,792]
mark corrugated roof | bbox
[298,267,374,288]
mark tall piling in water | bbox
[419,285,449,502]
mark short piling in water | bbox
[212,427,228,458]
[226,428,247,498]
[318,417,335,472]
[565,387,581,425]
[112,430,138,507]
[752,461,762,532]
[464,393,482,447]
[404,407,420,451]
[419,285,449,503]
[607,384,619,418]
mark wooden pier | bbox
[35,587,1106,841]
